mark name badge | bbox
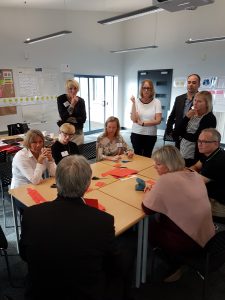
[63,101,70,107]
[117,143,123,148]
[61,151,69,157]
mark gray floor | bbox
[1,131,225,299]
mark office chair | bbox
[78,141,96,160]
[182,230,225,300]
[0,159,13,228]
[0,226,14,287]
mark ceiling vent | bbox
[152,0,214,12]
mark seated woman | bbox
[142,145,215,281]
[51,123,80,164]
[11,129,56,189]
[96,116,134,161]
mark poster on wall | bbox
[0,69,15,98]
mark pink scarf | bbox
[143,170,215,247]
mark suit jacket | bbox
[19,196,120,300]
[166,93,191,141]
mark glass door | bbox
[75,75,117,134]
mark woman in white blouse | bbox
[130,79,162,157]
[11,129,56,188]
[96,116,133,161]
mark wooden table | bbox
[9,154,159,287]
[101,154,155,171]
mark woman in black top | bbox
[51,123,80,164]
[57,79,86,145]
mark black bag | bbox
[7,123,29,136]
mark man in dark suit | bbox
[165,74,201,148]
[19,155,122,300]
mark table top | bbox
[99,174,150,210]
[101,154,154,171]
[90,162,118,189]
[138,166,160,180]
[9,177,145,236]
[85,190,145,236]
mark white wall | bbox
[0,7,124,132]
[1,1,225,137]
[121,0,225,129]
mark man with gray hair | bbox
[19,155,121,300]
[191,128,225,218]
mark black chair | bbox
[0,160,13,228]
[0,226,14,287]
[182,230,225,300]
[7,123,29,136]
[78,141,96,160]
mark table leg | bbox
[141,216,149,283]
[11,196,20,253]
[135,219,143,288]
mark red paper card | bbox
[146,179,156,185]
[85,198,106,211]
[95,181,106,187]
[27,188,46,204]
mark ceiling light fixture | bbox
[24,30,72,44]
[111,45,158,54]
[185,36,225,44]
[98,6,163,25]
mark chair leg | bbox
[202,253,210,300]
[1,249,14,287]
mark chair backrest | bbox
[78,141,96,160]
[204,230,225,272]
[7,123,29,136]
[0,161,12,188]
[0,151,7,163]
[0,226,8,249]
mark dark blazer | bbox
[166,93,191,141]
[57,94,86,130]
[19,196,120,300]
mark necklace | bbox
[206,148,221,162]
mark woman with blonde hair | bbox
[57,79,86,145]
[11,130,56,188]
[177,90,216,166]
[51,123,80,164]
[130,79,162,157]
[142,145,215,281]
[96,116,133,161]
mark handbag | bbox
[7,123,29,136]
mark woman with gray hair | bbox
[177,90,216,167]
[142,145,214,282]
[11,129,56,188]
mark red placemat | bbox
[102,168,138,178]
[27,188,47,204]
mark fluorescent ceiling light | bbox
[24,30,72,44]
[98,6,163,25]
[185,36,225,44]
[111,45,158,54]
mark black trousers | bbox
[131,133,157,158]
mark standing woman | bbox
[130,80,162,157]
[178,91,217,167]
[57,79,86,145]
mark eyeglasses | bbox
[61,131,74,137]
[142,87,151,91]
[68,87,77,91]
[197,140,217,144]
